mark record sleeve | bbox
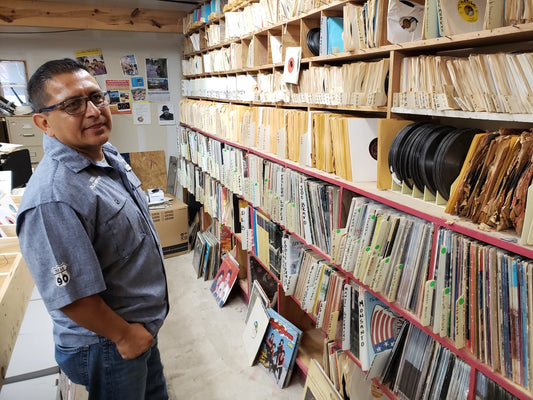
[387,0,425,44]
[441,0,487,35]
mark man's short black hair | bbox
[28,58,89,113]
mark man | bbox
[16,58,169,399]
[159,105,173,121]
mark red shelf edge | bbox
[180,123,533,400]
[179,122,533,259]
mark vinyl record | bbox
[404,123,435,190]
[387,0,424,43]
[413,124,456,193]
[397,123,433,189]
[441,0,487,35]
[431,130,460,196]
[306,28,321,56]
[419,125,458,195]
[433,128,481,200]
[388,122,424,185]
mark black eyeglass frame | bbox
[38,91,109,115]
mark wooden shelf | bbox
[182,122,533,260]
[391,107,533,123]
[295,328,324,376]
[0,249,34,389]
[182,3,533,59]
[179,121,533,399]
[180,2,533,399]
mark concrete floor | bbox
[159,250,305,400]
[1,250,305,400]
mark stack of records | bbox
[388,122,482,199]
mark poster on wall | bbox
[120,54,139,76]
[75,48,107,76]
[131,77,144,87]
[105,79,131,114]
[132,88,146,101]
[133,102,151,125]
[158,103,175,126]
[145,58,170,102]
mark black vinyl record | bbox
[389,122,481,199]
[433,128,481,200]
[388,122,424,185]
[306,28,320,56]
[419,125,458,196]
[405,123,438,191]
[397,123,433,189]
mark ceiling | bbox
[40,0,204,12]
[0,0,206,33]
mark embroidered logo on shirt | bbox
[52,263,71,287]
[89,176,102,190]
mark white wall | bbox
[0,28,184,163]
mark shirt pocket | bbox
[94,195,147,265]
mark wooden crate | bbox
[0,251,34,389]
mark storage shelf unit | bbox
[0,198,34,390]
[180,1,533,399]
[179,119,533,399]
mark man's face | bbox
[33,70,112,160]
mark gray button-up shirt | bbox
[17,134,168,347]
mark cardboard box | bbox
[149,196,189,258]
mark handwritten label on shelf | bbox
[440,288,451,338]
[421,280,435,327]
[454,296,466,349]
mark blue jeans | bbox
[55,336,168,400]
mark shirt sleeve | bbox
[18,201,106,311]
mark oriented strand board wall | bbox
[129,150,167,191]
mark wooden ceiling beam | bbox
[0,1,184,33]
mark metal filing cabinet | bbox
[4,116,44,166]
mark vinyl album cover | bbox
[387,0,424,43]
[242,297,270,365]
[192,231,207,278]
[256,308,302,388]
[302,359,342,400]
[441,0,487,35]
[360,290,404,372]
[282,47,302,85]
[249,256,278,304]
[210,253,239,307]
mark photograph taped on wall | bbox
[75,48,107,76]
[120,54,139,76]
[146,58,170,102]
[158,103,175,126]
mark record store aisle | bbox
[159,251,305,400]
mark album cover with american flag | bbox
[360,290,404,372]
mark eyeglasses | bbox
[39,91,109,115]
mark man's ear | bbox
[33,113,54,137]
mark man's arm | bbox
[60,294,154,360]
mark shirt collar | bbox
[43,134,119,173]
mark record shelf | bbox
[178,119,533,399]
[179,1,533,399]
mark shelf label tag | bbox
[421,280,435,326]
[440,288,451,338]
[454,296,466,350]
